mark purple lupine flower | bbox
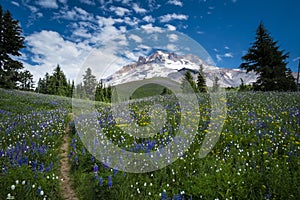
[39,163,44,172]
[99,177,103,186]
[161,191,167,200]
[82,147,85,155]
[108,175,112,188]
[113,166,118,175]
[93,163,98,173]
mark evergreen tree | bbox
[83,67,97,100]
[68,80,75,97]
[47,65,68,96]
[197,64,207,93]
[160,87,172,95]
[182,70,197,93]
[212,76,220,92]
[75,83,86,99]
[285,68,297,91]
[0,6,25,89]
[238,78,246,91]
[95,80,105,102]
[240,22,296,91]
[106,85,112,102]
[19,70,34,91]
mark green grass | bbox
[0,88,72,200]
[69,91,300,199]
[1,88,299,199]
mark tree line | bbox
[0,5,298,94]
[36,66,112,102]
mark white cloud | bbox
[168,34,178,42]
[121,0,131,4]
[35,0,59,9]
[94,17,125,43]
[140,24,164,33]
[216,54,222,62]
[165,24,176,31]
[25,24,130,84]
[224,45,230,50]
[123,17,140,26]
[224,53,233,58]
[132,3,147,13]
[58,0,68,4]
[25,30,92,84]
[159,13,188,23]
[54,7,94,21]
[216,52,234,62]
[128,34,142,43]
[166,44,178,52]
[109,6,130,17]
[232,0,237,3]
[80,0,95,5]
[167,0,183,7]
[143,15,155,23]
[72,27,93,39]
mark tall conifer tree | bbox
[240,22,296,91]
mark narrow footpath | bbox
[60,121,78,200]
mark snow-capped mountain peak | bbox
[103,50,257,87]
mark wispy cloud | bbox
[109,6,130,17]
[168,33,178,42]
[140,24,164,33]
[79,0,96,5]
[132,3,147,14]
[11,1,20,6]
[216,52,234,62]
[35,0,59,9]
[54,7,94,21]
[224,53,233,58]
[159,13,188,23]
[143,15,155,23]
[167,0,183,7]
[128,34,143,43]
[165,24,176,31]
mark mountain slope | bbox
[103,50,257,87]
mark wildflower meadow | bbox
[0,88,299,199]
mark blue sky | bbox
[2,0,300,82]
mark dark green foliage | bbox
[19,70,34,91]
[82,67,97,100]
[47,65,68,96]
[95,80,112,102]
[197,64,207,93]
[238,78,253,92]
[0,6,25,89]
[36,65,73,97]
[240,22,296,91]
[284,68,297,91]
[182,70,197,93]
[160,87,173,95]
